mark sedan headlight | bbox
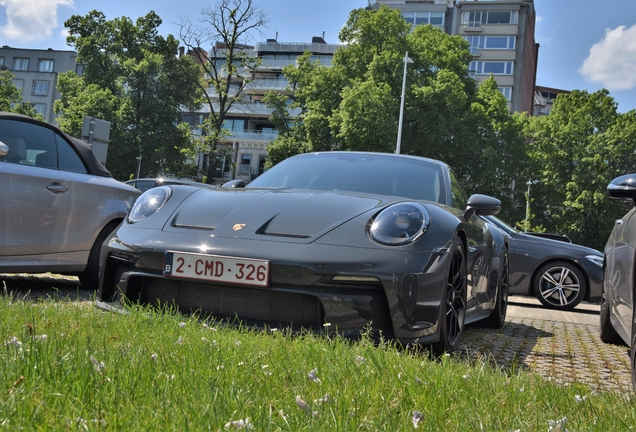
[370,202,430,246]
[586,254,603,267]
[128,186,171,223]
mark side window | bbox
[450,171,468,209]
[0,118,56,166]
[56,134,87,174]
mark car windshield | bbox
[247,152,446,203]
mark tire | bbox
[533,261,586,310]
[432,237,467,355]
[79,221,120,290]
[599,283,623,344]
[484,247,509,329]
[631,306,636,392]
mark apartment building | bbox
[533,85,570,116]
[184,37,339,183]
[0,46,80,123]
[370,0,538,114]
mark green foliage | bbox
[525,89,636,249]
[58,10,202,180]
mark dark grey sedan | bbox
[0,112,140,288]
[483,216,602,310]
[600,173,636,389]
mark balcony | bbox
[255,41,339,55]
[246,77,290,92]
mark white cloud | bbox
[579,24,636,91]
[0,0,74,43]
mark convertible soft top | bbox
[0,111,112,178]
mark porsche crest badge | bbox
[232,223,246,231]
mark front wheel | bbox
[484,247,509,329]
[432,237,467,355]
[533,261,586,310]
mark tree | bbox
[176,0,267,182]
[264,5,529,221]
[0,70,42,118]
[525,89,636,249]
[58,11,202,180]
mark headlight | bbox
[586,254,603,267]
[370,202,430,246]
[128,186,171,223]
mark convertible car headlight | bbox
[586,254,603,267]
[128,186,171,223]
[370,202,430,246]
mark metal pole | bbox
[136,155,142,180]
[525,180,532,231]
[396,52,412,155]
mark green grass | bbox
[1,292,635,431]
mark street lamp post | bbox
[136,155,142,180]
[525,180,532,231]
[396,51,414,155]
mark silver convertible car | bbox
[0,112,140,288]
[600,173,636,389]
[98,151,509,353]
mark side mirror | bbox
[607,174,636,202]
[221,179,246,189]
[0,141,8,158]
[463,194,501,221]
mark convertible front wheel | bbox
[432,237,467,355]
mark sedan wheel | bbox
[432,237,467,355]
[533,261,586,310]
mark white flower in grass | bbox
[308,368,321,384]
[262,365,272,376]
[151,353,158,363]
[224,418,253,430]
[217,365,225,370]
[235,340,242,346]
[175,336,183,345]
[548,417,569,431]
[314,393,330,404]
[355,355,366,364]
[296,395,317,416]
[90,355,105,373]
[574,394,587,403]
[202,337,209,342]
[34,334,47,342]
[462,374,470,379]
[5,337,21,347]
[412,411,423,428]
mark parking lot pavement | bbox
[461,296,633,394]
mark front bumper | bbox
[99,227,451,344]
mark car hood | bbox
[168,188,390,241]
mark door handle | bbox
[47,183,68,193]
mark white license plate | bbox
[163,251,270,287]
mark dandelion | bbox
[355,355,366,364]
[90,355,105,373]
[308,368,321,384]
[178,322,186,328]
[574,394,587,403]
[412,411,423,428]
[548,417,569,432]
[5,336,22,347]
[224,418,253,430]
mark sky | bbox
[1,0,636,113]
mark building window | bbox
[462,11,518,27]
[498,87,512,101]
[239,154,252,175]
[13,58,29,71]
[403,12,445,27]
[32,80,49,96]
[465,36,516,51]
[33,103,46,115]
[0,57,3,66]
[38,59,54,72]
[12,79,23,94]
[469,61,514,75]
[76,64,84,76]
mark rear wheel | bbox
[79,221,120,290]
[432,237,467,355]
[533,261,586,310]
[484,247,509,329]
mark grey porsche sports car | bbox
[98,151,509,352]
[0,112,140,288]
[599,173,636,388]
[483,216,602,310]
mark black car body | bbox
[484,216,602,310]
[98,152,509,351]
[599,173,636,389]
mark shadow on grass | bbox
[0,273,93,302]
